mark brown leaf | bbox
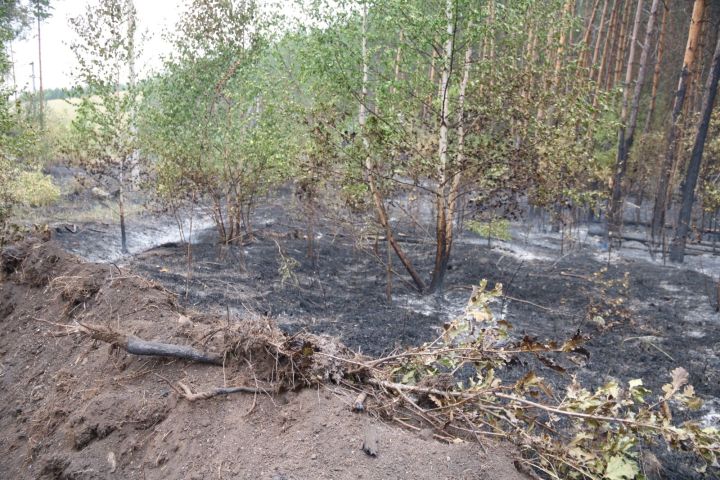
[538,355,566,373]
[671,367,689,392]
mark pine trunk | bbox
[581,0,602,68]
[651,0,705,244]
[609,0,659,238]
[643,4,667,133]
[670,27,720,263]
[590,0,610,76]
[593,0,620,104]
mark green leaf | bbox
[604,455,639,480]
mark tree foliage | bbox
[139,0,301,243]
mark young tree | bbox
[140,0,295,246]
[1,1,52,233]
[297,0,609,294]
[70,0,140,253]
[669,26,720,263]
[32,0,51,129]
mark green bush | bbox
[467,218,512,242]
[10,170,60,207]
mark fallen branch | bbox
[367,379,665,431]
[78,323,224,365]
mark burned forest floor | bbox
[3,184,720,479]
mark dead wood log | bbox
[79,323,224,365]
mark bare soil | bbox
[0,240,526,480]
[11,184,720,478]
[66,196,718,479]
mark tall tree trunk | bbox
[651,0,705,244]
[126,0,139,189]
[600,0,620,88]
[36,13,44,129]
[581,0,602,68]
[422,45,438,121]
[685,12,708,122]
[392,30,403,93]
[609,0,658,238]
[428,0,455,294]
[593,0,620,106]
[643,4,667,133]
[553,0,574,89]
[590,0,610,76]
[612,0,633,89]
[360,4,425,293]
[670,28,720,263]
[119,155,128,254]
[445,24,473,276]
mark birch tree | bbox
[70,0,139,254]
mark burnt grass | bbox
[54,196,720,478]
[121,202,720,396]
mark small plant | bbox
[274,239,300,288]
[467,218,512,242]
[584,268,632,330]
[10,170,60,207]
[375,280,719,479]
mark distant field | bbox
[46,98,80,126]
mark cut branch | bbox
[78,323,224,365]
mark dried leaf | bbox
[664,367,689,400]
[538,355,566,372]
[671,367,689,391]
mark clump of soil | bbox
[0,240,526,480]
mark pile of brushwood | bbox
[1,239,718,479]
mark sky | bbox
[9,0,182,91]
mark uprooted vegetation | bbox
[0,239,717,480]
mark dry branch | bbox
[78,323,224,365]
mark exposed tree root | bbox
[177,382,273,401]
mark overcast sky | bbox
[9,0,182,91]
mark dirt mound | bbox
[0,240,526,480]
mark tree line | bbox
[3,0,720,289]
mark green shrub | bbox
[10,170,60,207]
[467,218,512,242]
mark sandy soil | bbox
[48,195,717,479]
[14,177,720,478]
[0,241,526,480]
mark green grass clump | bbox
[467,218,512,242]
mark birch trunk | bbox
[428,0,455,293]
